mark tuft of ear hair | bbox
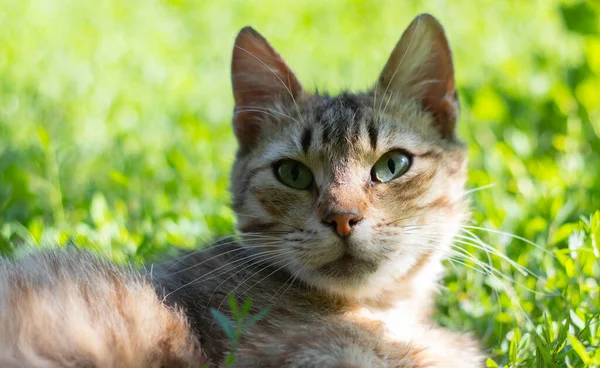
[376,14,459,139]
[231,27,303,150]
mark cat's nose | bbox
[322,211,363,238]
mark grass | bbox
[1,0,599,366]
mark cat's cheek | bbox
[250,185,312,220]
[386,253,421,277]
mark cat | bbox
[0,13,484,367]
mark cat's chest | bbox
[344,301,427,342]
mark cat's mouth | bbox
[316,253,379,280]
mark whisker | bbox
[237,258,298,303]
[212,257,297,318]
[413,231,533,277]
[206,249,295,307]
[191,246,291,283]
[463,183,496,196]
[162,237,240,272]
[161,247,290,301]
[400,222,552,261]
[164,238,288,277]
[417,240,500,278]
[418,240,548,296]
[461,226,554,257]
[270,269,300,303]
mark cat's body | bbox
[0,14,485,367]
[0,244,480,368]
[157,242,482,367]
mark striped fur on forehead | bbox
[310,93,367,148]
[248,90,463,156]
[231,90,467,200]
[237,92,376,160]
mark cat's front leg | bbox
[396,327,484,368]
[230,320,419,368]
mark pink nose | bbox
[323,212,363,238]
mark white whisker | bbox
[162,247,291,301]
[461,226,553,257]
[206,249,295,307]
[463,183,496,196]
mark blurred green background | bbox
[1,0,599,366]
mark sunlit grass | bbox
[1,0,599,366]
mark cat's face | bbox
[229,15,468,298]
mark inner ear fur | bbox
[231,27,303,150]
[376,14,459,139]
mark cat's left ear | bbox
[232,27,303,150]
[376,14,458,139]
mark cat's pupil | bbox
[387,158,396,173]
[291,165,300,181]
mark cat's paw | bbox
[283,345,386,368]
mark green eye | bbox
[372,151,411,183]
[274,159,314,190]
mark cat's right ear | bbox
[232,27,303,150]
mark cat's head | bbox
[229,14,468,299]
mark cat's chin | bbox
[316,253,379,281]
[294,249,436,301]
